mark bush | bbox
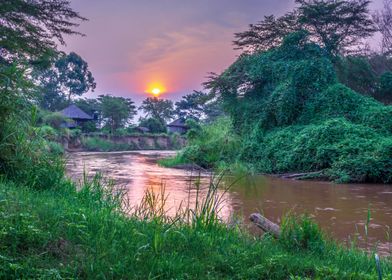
[47,141,65,155]
[243,119,392,183]
[139,117,167,133]
[37,125,58,141]
[42,112,70,129]
[379,71,392,97]
[180,118,240,168]
[280,214,326,253]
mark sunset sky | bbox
[65,0,383,104]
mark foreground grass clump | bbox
[0,178,391,279]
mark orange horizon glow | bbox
[145,82,166,97]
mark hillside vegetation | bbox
[171,31,392,183]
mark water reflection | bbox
[66,151,392,255]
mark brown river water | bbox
[66,150,392,256]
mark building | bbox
[167,118,189,134]
[59,104,93,128]
[135,126,150,134]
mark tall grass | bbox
[0,172,391,279]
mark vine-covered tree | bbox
[234,0,376,57]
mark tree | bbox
[74,98,100,118]
[175,91,212,120]
[55,52,96,102]
[0,0,86,62]
[139,117,167,133]
[175,91,223,122]
[139,97,174,123]
[35,52,96,109]
[98,95,136,134]
[234,0,376,57]
[373,0,392,55]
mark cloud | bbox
[66,0,295,102]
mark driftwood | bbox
[249,213,281,238]
[278,171,322,180]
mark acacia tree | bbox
[0,0,86,62]
[234,0,376,57]
[139,97,174,123]
[98,95,137,134]
[35,52,96,110]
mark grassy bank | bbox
[81,134,184,152]
[0,177,391,279]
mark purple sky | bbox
[64,0,383,105]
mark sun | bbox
[151,88,161,96]
[146,83,166,96]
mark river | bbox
[66,150,392,255]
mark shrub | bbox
[379,71,392,96]
[47,141,65,155]
[280,214,326,253]
[180,118,240,168]
[42,112,70,129]
[37,125,58,141]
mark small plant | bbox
[280,213,326,253]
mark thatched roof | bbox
[167,118,187,128]
[60,104,93,120]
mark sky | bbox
[64,0,384,105]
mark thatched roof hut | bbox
[60,104,93,120]
[167,118,188,134]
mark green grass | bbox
[0,177,391,279]
[82,137,137,152]
[157,153,189,167]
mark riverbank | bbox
[67,133,186,152]
[1,177,391,279]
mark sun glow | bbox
[146,82,166,96]
[151,88,161,95]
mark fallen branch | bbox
[249,213,281,238]
[278,171,322,180]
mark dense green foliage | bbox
[139,97,174,123]
[0,64,64,190]
[98,94,137,134]
[139,117,167,133]
[177,31,392,183]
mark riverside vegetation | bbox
[163,31,392,183]
[1,0,392,279]
[1,62,392,280]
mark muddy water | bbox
[66,151,392,255]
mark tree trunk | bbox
[249,213,281,238]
